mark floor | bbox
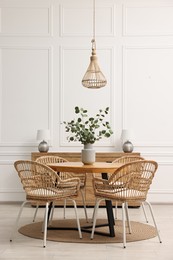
[0,203,173,260]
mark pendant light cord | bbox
[92,0,96,51]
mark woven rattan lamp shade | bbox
[82,48,107,89]
[82,0,107,89]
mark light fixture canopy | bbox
[82,0,107,89]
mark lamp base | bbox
[122,140,133,153]
[38,140,49,153]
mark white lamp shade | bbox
[121,129,131,143]
[36,129,50,141]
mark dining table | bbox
[47,161,122,238]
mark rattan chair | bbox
[34,156,88,222]
[112,156,146,220]
[10,160,82,247]
[91,160,162,248]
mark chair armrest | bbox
[93,177,109,184]
[57,177,81,189]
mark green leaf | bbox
[75,107,80,113]
[63,106,113,144]
[78,118,82,122]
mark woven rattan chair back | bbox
[36,155,86,187]
[36,155,68,164]
[95,160,158,202]
[36,156,71,180]
[14,160,80,201]
[36,155,88,221]
[14,160,57,201]
[112,155,144,164]
[11,160,82,247]
[109,156,145,180]
[91,160,162,247]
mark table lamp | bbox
[121,129,129,144]
[36,129,50,152]
[121,129,133,153]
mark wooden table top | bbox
[47,162,122,174]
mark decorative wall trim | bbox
[59,3,115,37]
[142,152,173,157]
[0,152,32,156]
[0,5,53,37]
[0,161,15,165]
[59,45,115,147]
[123,3,173,37]
[0,0,173,204]
[0,46,53,147]
[149,189,173,195]
[122,45,173,148]
[0,188,23,193]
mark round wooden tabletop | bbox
[48,161,122,174]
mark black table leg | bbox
[102,172,115,237]
[48,172,115,237]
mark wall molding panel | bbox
[0,0,173,203]
[122,45,173,149]
[59,45,115,148]
[0,5,53,36]
[59,3,115,37]
[0,46,53,147]
[123,3,173,36]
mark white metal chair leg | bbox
[80,189,88,222]
[42,204,48,233]
[125,202,132,234]
[122,202,126,248]
[43,202,49,248]
[48,203,55,226]
[114,201,118,219]
[141,202,149,223]
[63,189,88,222]
[10,200,28,242]
[91,199,103,239]
[33,204,39,222]
[91,198,97,222]
[145,201,162,243]
[69,199,82,239]
[63,199,67,219]
[47,201,66,225]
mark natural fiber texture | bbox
[13,160,83,246]
[36,156,86,188]
[112,155,144,164]
[35,156,88,222]
[19,219,157,244]
[106,155,144,178]
[14,160,81,202]
[93,160,158,202]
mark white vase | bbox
[81,143,95,165]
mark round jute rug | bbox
[19,219,157,244]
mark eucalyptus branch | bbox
[63,107,113,145]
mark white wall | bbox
[0,0,173,203]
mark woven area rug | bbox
[19,219,157,244]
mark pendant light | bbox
[82,0,107,89]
